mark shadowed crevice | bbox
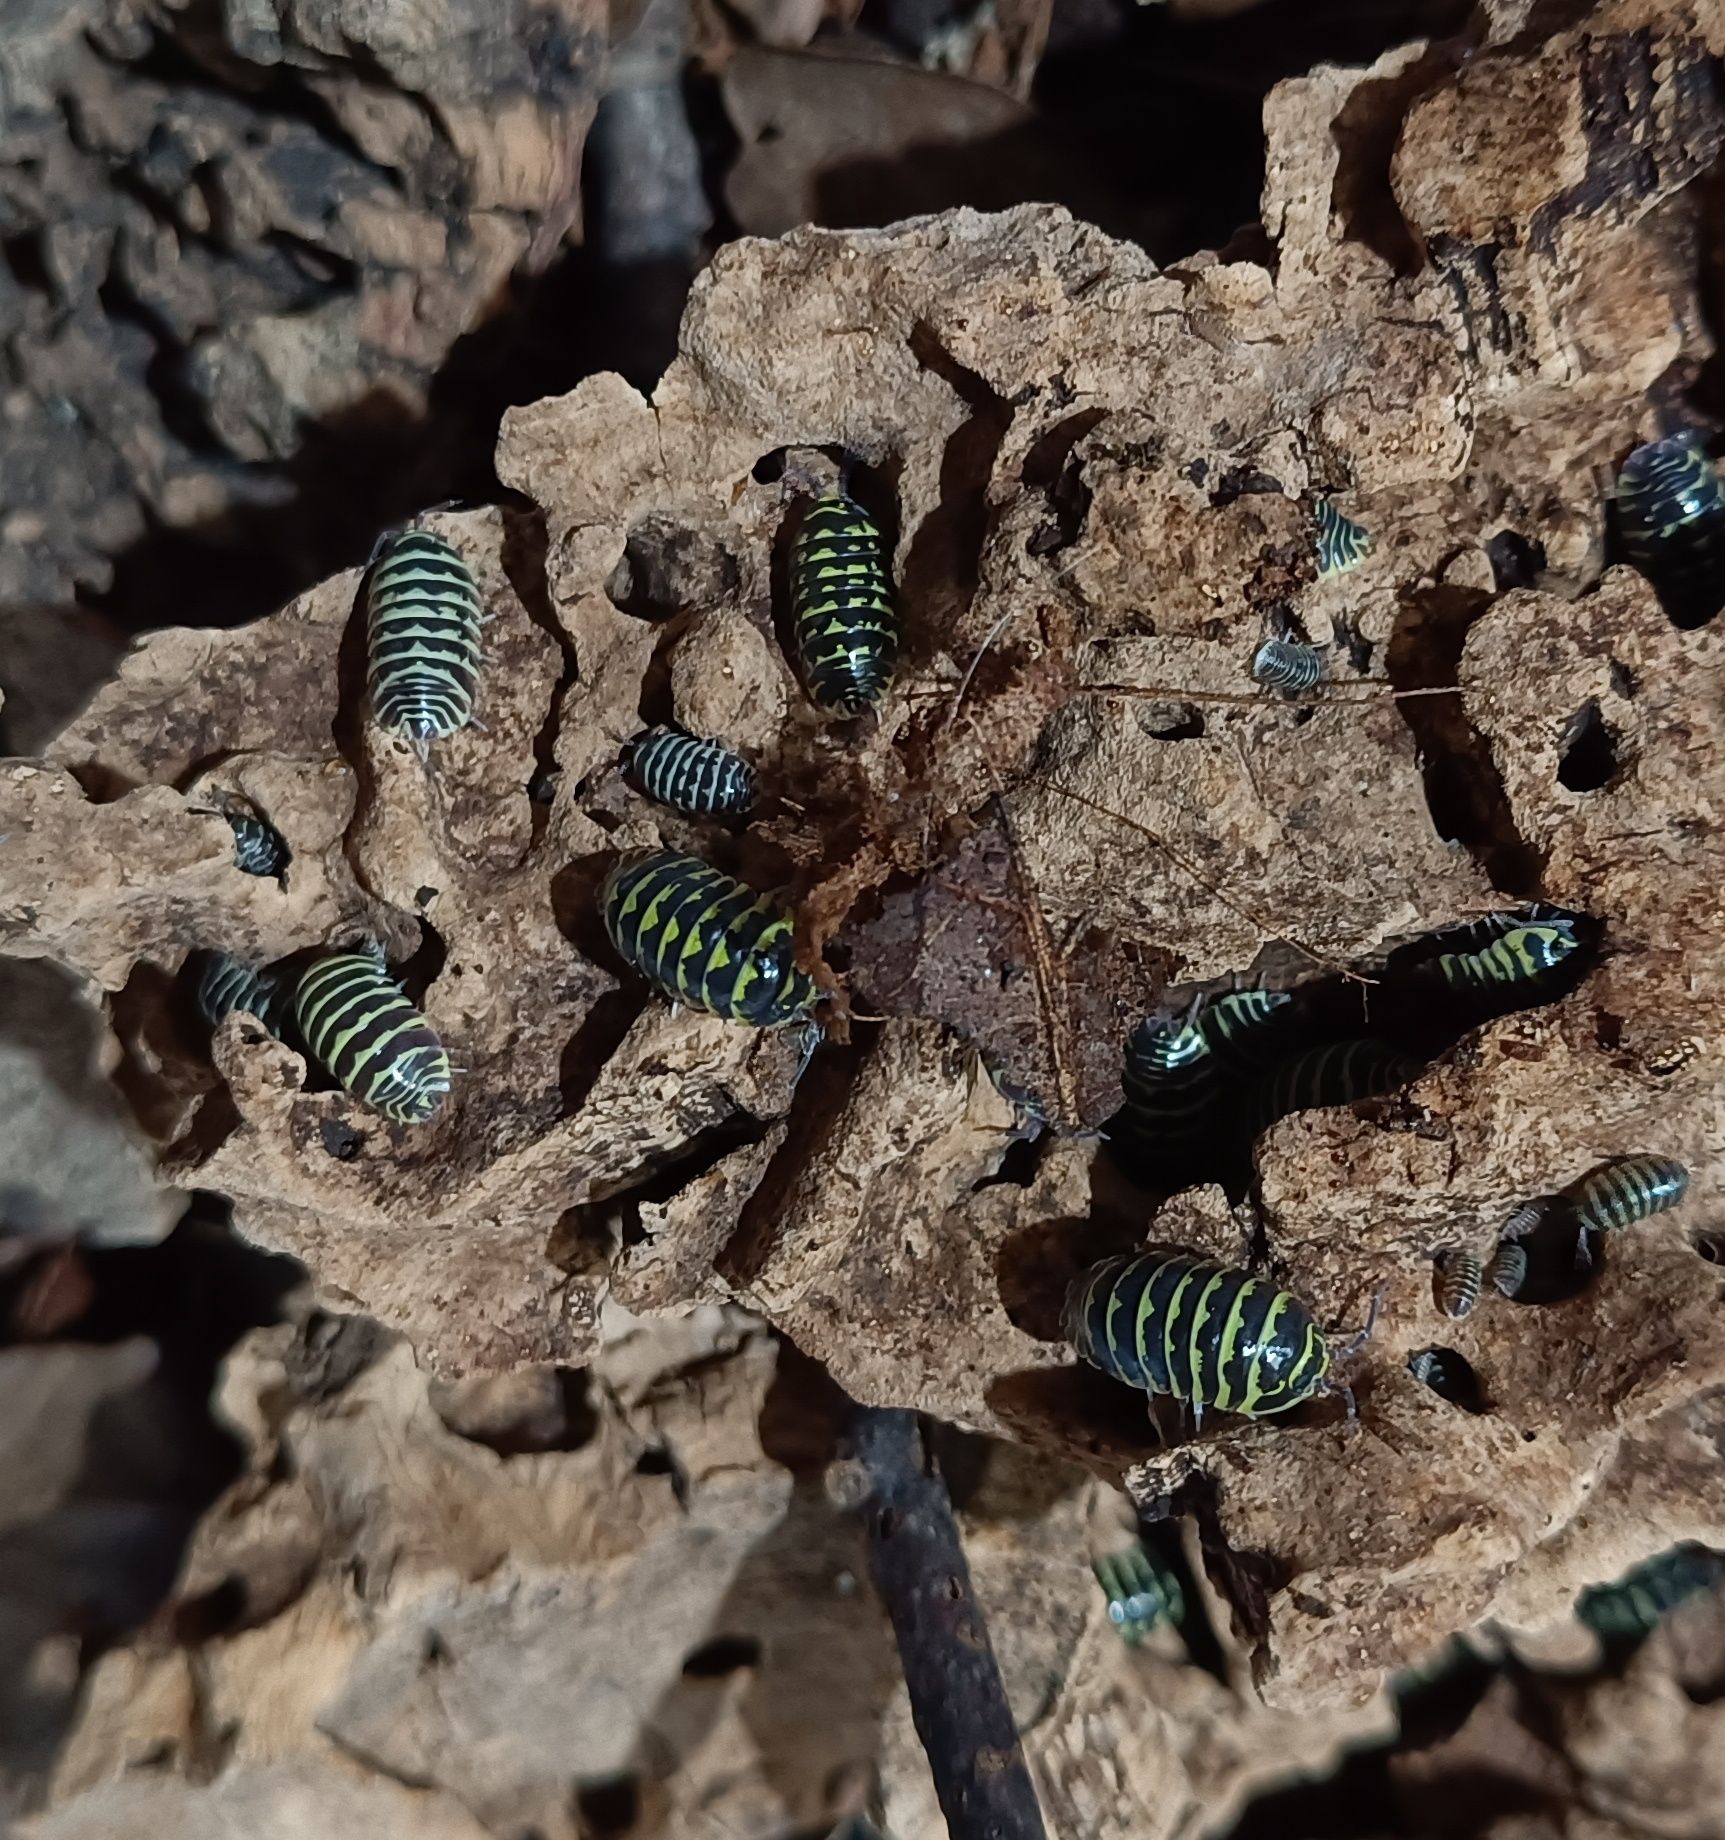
[1385,583,1543,894]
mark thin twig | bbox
[916,604,1027,857]
[951,704,1083,1122]
[848,1406,1048,1840]
[1031,775,1372,980]
[1079,681,1464,704]
[990,789,1082,1124]
[943,603,1026,738]
[906,679,1465,709]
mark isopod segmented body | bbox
[196,950,282,1031]
[1570,1155,1690,1236]
[1065,1251,1331,1419]
[1488,1240,1529,1298]
[1615,435,1725,629]
[293,950,452,1125]
[1198,989,1298,1075]
[1124,988,1295,1092]
[790,495,897,715]
[1440,906,1580,953]
[226,810,290,878]
[1314,498,1372,579]
[1093,1541,1184,1645]
[367,529,483,745]
[1426,914,1585,999]
[1408,1347,1468,1397]
[601,849,816,1026]
[1243,1038,1423,1141]
[627,726,756,817]
[1117,1014,1216,1142]
[1251,637,1325,695]
[1503,1197,1548,1239]
[1435,1248,1483,1319]
[1577,1543,1725,1641]
[1113,989,1296,1162]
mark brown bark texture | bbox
[0,0,602,744]
[6,0,1725,1826]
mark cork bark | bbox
[6,0,1725,1745]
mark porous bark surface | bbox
[0,0,601,743]
[17,1305,1403,1840]
[6,0,1725,1768]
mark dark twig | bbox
[845,1407,1048,1840]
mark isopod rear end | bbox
[294,950,452,1125]
[601,849,816,1026]
[790,495,898,715]
[367,529,484,745]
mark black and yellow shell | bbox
[1427,914,1584,996]
[1065,1251,1331,1418]
[790,495,897,714]
[1439,907,1579,954]
[1577,1543,1724,1641]
[293,950,452,1125]
[1243,1037,1422,1141]
[1615,435,1725,629]
[1114,989,1296,1159]
[602,850,816,1026]
[1569,1154,1690,1235]
[1093,1540,1184,1644]
[1117,1014,1216,1142]
[367,528,484,743]
[1197,988,1297,1075]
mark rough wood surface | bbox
[5,0,1725,1807]
[0,0,602,745]
[13,1305,1405,1839]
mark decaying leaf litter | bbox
[4,0,1725,1758]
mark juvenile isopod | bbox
[1313,498,1372,579]
[1251,636,1325,695]
[224,810,290,878]
[1434,1247,1483,1319]
[1577,1543,1725,1642]
[1488,1240,1529,1299]
[1093,1540,1184,1645]
[195,950,282,1032]
[627,726,756,817]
